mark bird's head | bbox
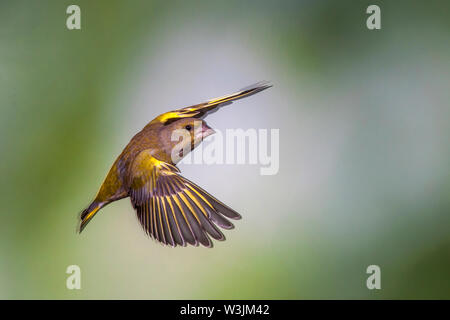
[160,118,215,164]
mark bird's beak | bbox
[201,123,216,139]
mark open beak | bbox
[201,123,216,139]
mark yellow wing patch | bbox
[151,82,271,124]
[129,150,241,247]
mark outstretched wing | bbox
[129,150,241,247]
[153,81,272,124]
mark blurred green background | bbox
[1,0,449,299]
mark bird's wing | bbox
[153,81,272,124]
[129,150,241,247]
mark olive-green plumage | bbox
[79,82,271,247]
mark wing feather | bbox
[164,196,186,246]
[129,150,240,247]
[152,82,272,124]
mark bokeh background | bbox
[0,0,449,299]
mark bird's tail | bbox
[78,201,104,233]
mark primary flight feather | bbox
[79,82,272,247]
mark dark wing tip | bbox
[239,81,273,94]
[232,212,242,220]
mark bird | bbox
[78,82,272,247]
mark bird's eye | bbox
[185,125,192,131]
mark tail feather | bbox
[78,201,103,233]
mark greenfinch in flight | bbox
[79,82,271,247]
